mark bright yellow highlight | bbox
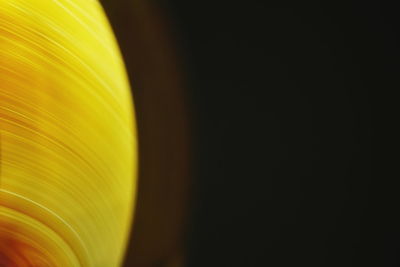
[0,0,136,266]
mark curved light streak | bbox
[0,0,137,266]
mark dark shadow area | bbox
[100,1,398,266]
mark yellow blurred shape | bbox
[0,0,137,266]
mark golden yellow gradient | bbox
[0,0,137,266]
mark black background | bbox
[104,1,396,266]
[165,2,383,267]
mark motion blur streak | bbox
[0,0,137,266]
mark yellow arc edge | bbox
[0,0,137,266]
